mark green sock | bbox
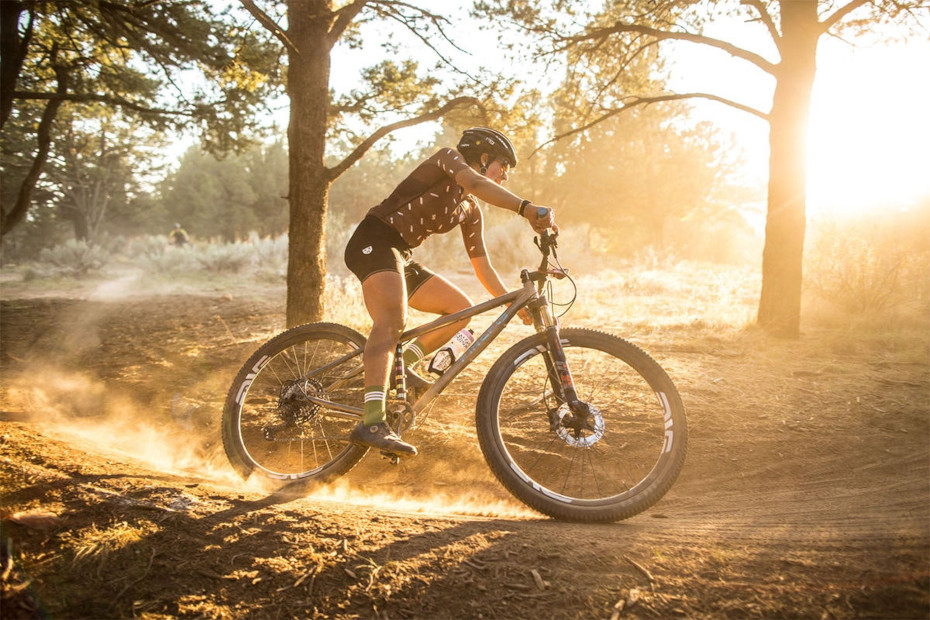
[402,341,426,367]
[362,386,386,426]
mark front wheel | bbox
[222,322,369,483]
[476,328,687,522]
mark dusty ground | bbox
[0,273,928,619]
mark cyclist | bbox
[169,223,189,247]
[344,127,556,457]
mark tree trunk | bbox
[2,47,65,237]
[70,206,90,241]
[757,0,819,338]
[0,1,32,131]
[285,0,333,327]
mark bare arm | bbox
[454,166,557,233]
[471,255,509,298]
[454,166,523,212]
[471,256,533,325]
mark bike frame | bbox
[404,282,537,411]
[299,278,545,419]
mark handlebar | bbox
[520,206,574,311]
[534,217,559,279]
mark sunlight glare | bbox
[806,40,930,216]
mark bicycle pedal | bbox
[380,451,400,465]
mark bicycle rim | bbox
[224,323,367,481]
[477,328,687,521]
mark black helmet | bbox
[457,127,518,168]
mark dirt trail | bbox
[1,288,928,619]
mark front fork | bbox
[529,295,581,409]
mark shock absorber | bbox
[393,342,407,401]
[544,325,580,407]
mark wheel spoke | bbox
[479,328,687,521]
[225,326,368,481]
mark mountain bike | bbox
[221,226,687,523]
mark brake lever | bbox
[535,208,558,244]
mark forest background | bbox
[2,0,929,325]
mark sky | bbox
[323,2,930,221]
[805,40,930,216]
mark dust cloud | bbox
[3,361,535,520]
[304,479,537,520]
[3,368,237,482]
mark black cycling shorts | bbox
[344,215,435,297]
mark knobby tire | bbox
[221,322,369,484]
[476,328,687,522]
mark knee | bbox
[371,314,406,341]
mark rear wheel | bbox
[222,323,369,482]
[476,328,687,522]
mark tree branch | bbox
[580,22,778,75]
[327,95,482,181]
[740,0,781,43]
[329,0,369,47]
[13,90,192,117]
[819,0,873,32]
[366,1,481,83]
[572,38,661,126]
[1,1,34,131]
[2,46,67,237]
[531,92,769,158]
[238,0,299,56]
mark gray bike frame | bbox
[301,279,541,418]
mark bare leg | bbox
[361,270,408,390]
[408,274,473,354]
[350,270,417,458]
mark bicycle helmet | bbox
[457,127,518,168]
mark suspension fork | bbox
[544,326,581,407]
[530,295,581,408]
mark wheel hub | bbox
[554,402,605,447]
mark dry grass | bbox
[570,262,760,332]
[60,520,156,568]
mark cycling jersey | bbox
[367,148,487,259]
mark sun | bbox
[805,40,930,218]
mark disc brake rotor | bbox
[554,403,605,448]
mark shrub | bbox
[806,208,930,314]
[36,240,110,277]
[323,274,369,331]
[140,246,198,274]
[126,235,170,260]
[249,232,288,280]
[195,243,253,273]
[325,212,355,276]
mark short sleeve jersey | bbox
[367,148,487,258]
